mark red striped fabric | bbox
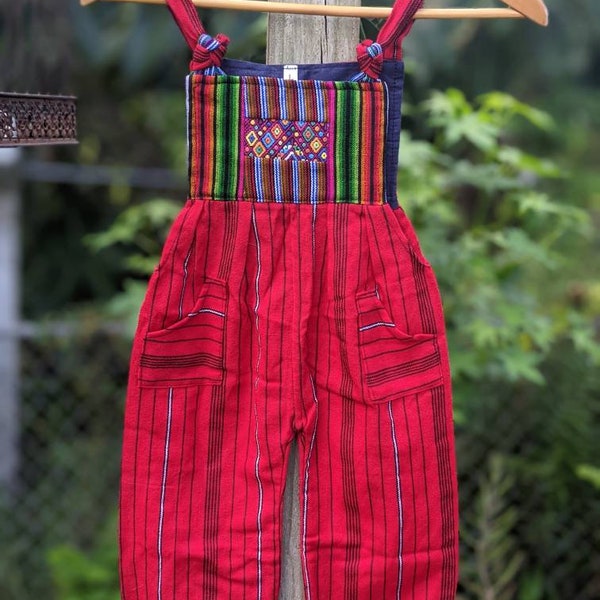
[119,2,459,599]
[119,199,459,599]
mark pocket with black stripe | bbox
[355,287,443,404]
[138,277,227,388]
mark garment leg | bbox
[297,203,459,600]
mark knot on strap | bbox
[191,32,230,71]
[356,40,383,80]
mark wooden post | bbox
[0,148,22,494]
[265,2,359,598]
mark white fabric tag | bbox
[283,65,299,80]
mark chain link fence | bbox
[0,323,599,600]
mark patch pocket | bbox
[138,277,227,388]
[355,288,443,404]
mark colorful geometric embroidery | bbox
[244,118,329,162]
[187,74,387,204]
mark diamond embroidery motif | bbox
[310,138,323,152]
[263,132,276,148]
[253,142,266,157]
[244,118,329,162]
[246,130,258,146]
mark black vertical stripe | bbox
[203,380,226,598]
[365,207,412,334]
[334,205,361,599]
[381,207,411,329]
[313,203,328,595]
[130,386,144,600]
[160,204,195,330]
[171,389,187,600]
[364,403,376,598]
[241,267,253,593]
[143,390,157,600]
[219,200,237,281]
[229,236,247,599]
[432,385,457,599]
[185,387,199,600]
[413,396,432,598]
[273,204,286,462]
[411,254,436,334]
[377,406,389,596]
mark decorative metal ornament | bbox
[0,92,78,147]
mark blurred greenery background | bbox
[0,0,599,598]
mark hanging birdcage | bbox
[0,92,77,147]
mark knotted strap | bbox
[356,39,384,80]
[166,0,422,77]
[166,0,229,72]
[353,0,424,81]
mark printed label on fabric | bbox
[243,117,329,162]
[283,65,298,80]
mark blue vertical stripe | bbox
[253,158,264,202]
[273,159,283,203]
[310,161,318,205]
[258,77,269,119]
[292,160,300,203]
[297,82,306,122]
[315,80,325,122]
[278,79,287,120]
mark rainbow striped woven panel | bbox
[187,74,388,204]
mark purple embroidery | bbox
[244,118,329,162]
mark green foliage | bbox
[576,464,600,491]
[397,89,600,598]
[460,453,526,600]
[47,511,120,600]
[398,88,598,394]
[85,198,181,274]
[84,199,181,336]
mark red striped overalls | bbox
[118,1,460,598]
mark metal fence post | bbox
[265,2,360,597]
[0,147,22,494]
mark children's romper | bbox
[118,0,460,598]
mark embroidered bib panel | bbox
[187,74,388,205]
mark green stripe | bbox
[334,83,347,202]
[226,79,241,199]
[349,85,361,204]
[213,77,241,199]
[213,80,225,195]
[334,84,363,204]
[221,78,231,197]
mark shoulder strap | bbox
[355,0,423,80]
[166,0,422,76]
[165,0,229,72]
[376,0,423,60]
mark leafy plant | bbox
[399,88,598,396]
[460,453,526,600]
[47,510,120,600]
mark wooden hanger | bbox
[80,0,549,27]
